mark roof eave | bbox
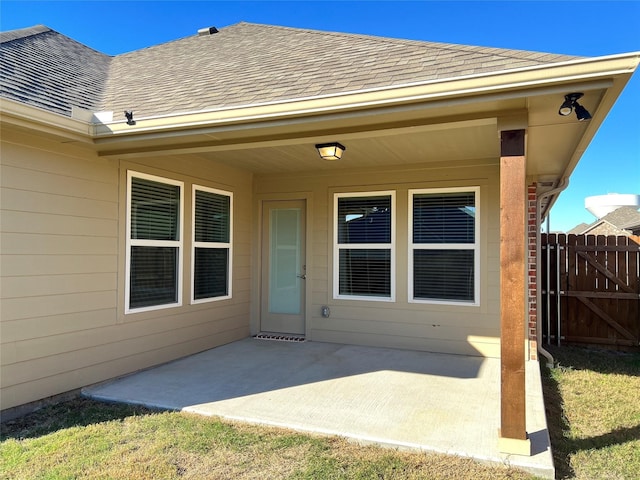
[92,51,640,139]
[0,97,93,143]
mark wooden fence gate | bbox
[541,234,640,350]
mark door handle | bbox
[296,274,306,280]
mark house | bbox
[1,22,638,454]
[568,206,640,235]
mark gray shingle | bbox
[1,25,111,117]
[1,22,581,120]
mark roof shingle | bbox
[0,25,111,117]
[1,22,582,120]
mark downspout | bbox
[536,177,570,367]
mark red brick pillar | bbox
[527,184,538,361]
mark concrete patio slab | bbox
[82,338,554,478]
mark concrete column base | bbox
[498,430,532,456]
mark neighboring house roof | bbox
[0,25,111,117]
[570,206,640,235]
[567,223,590,234]
[1,22,580,119]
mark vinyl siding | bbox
[2,126,500,411]
[0,130,253,410]
[254,160,501,358]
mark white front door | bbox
[260,200,306,335]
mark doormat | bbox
[254,333,306,342]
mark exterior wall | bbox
[0,129,253,411]
[253,160,501,358]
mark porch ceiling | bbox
[92,82,607,180]
[192,120,501,174]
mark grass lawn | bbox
[1,398,534,480]
[1,345,638,479]
[542,345,640,480]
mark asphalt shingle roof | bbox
[1,22,581,120]
[0,25,111,117]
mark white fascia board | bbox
[0,98,93,142]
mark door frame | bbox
[251,192,313,338]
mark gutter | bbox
[535,178,570,367]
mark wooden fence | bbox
[541,234,640,350]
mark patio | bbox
[82,338,554,478]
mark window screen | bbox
[410,189,477,303]
[335,193,393,299]
[127,174,182,311]
[193,187,232,302]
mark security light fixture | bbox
[124,110,136,125]
[315,142,346,161]
[558,92,591,121]
[574,103,592,121]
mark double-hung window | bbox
[334,192,395,301]
[126,172,183,312]
[192,186,232,303]
[409,187,479,305]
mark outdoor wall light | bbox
[124,110,136,125]
[315,142,346,160]
[574,103,592,121]
[558,93,591,121]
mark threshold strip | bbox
[254,333,306,343]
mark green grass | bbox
[1,398,534,480]
[542,345,640,480]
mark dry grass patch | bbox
[1,398,536,479]
[542,346,640,480]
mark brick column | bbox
[527,184,538,361]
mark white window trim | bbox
[408,186,480,306]
[333,190,396,302]
[125,171,184,314]
[191,184,233,304]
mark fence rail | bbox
[541,234,640,351]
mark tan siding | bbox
[1,188,118,219]
[255,161,501,357]
[2,314,248,382]
[1,131,253,411]
[1,254,117,278]
[1,309,117,343]
[1,273,117,299]
[1,233,116,256]
[2,325,247,409]
[1,164,118,202]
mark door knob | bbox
[296,274,306,280]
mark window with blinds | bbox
[334,192,394,300]
[127,173,183,311]
[192,186,232,302]
[410,188,479,304]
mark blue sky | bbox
[2,1,639,232]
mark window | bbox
[192,186,232,302]
[334,192,395,301]
[409,188,479,305]
[126,172,183,312]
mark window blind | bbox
[131,177,180,241]
[413,192,475,244]
[193,248,229,299]
[127,174,182,312]
[195,190,230,243]
[193,187,232,302]
[411,190,477,303]
[336,194,392,299]
[129,246,178,308]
